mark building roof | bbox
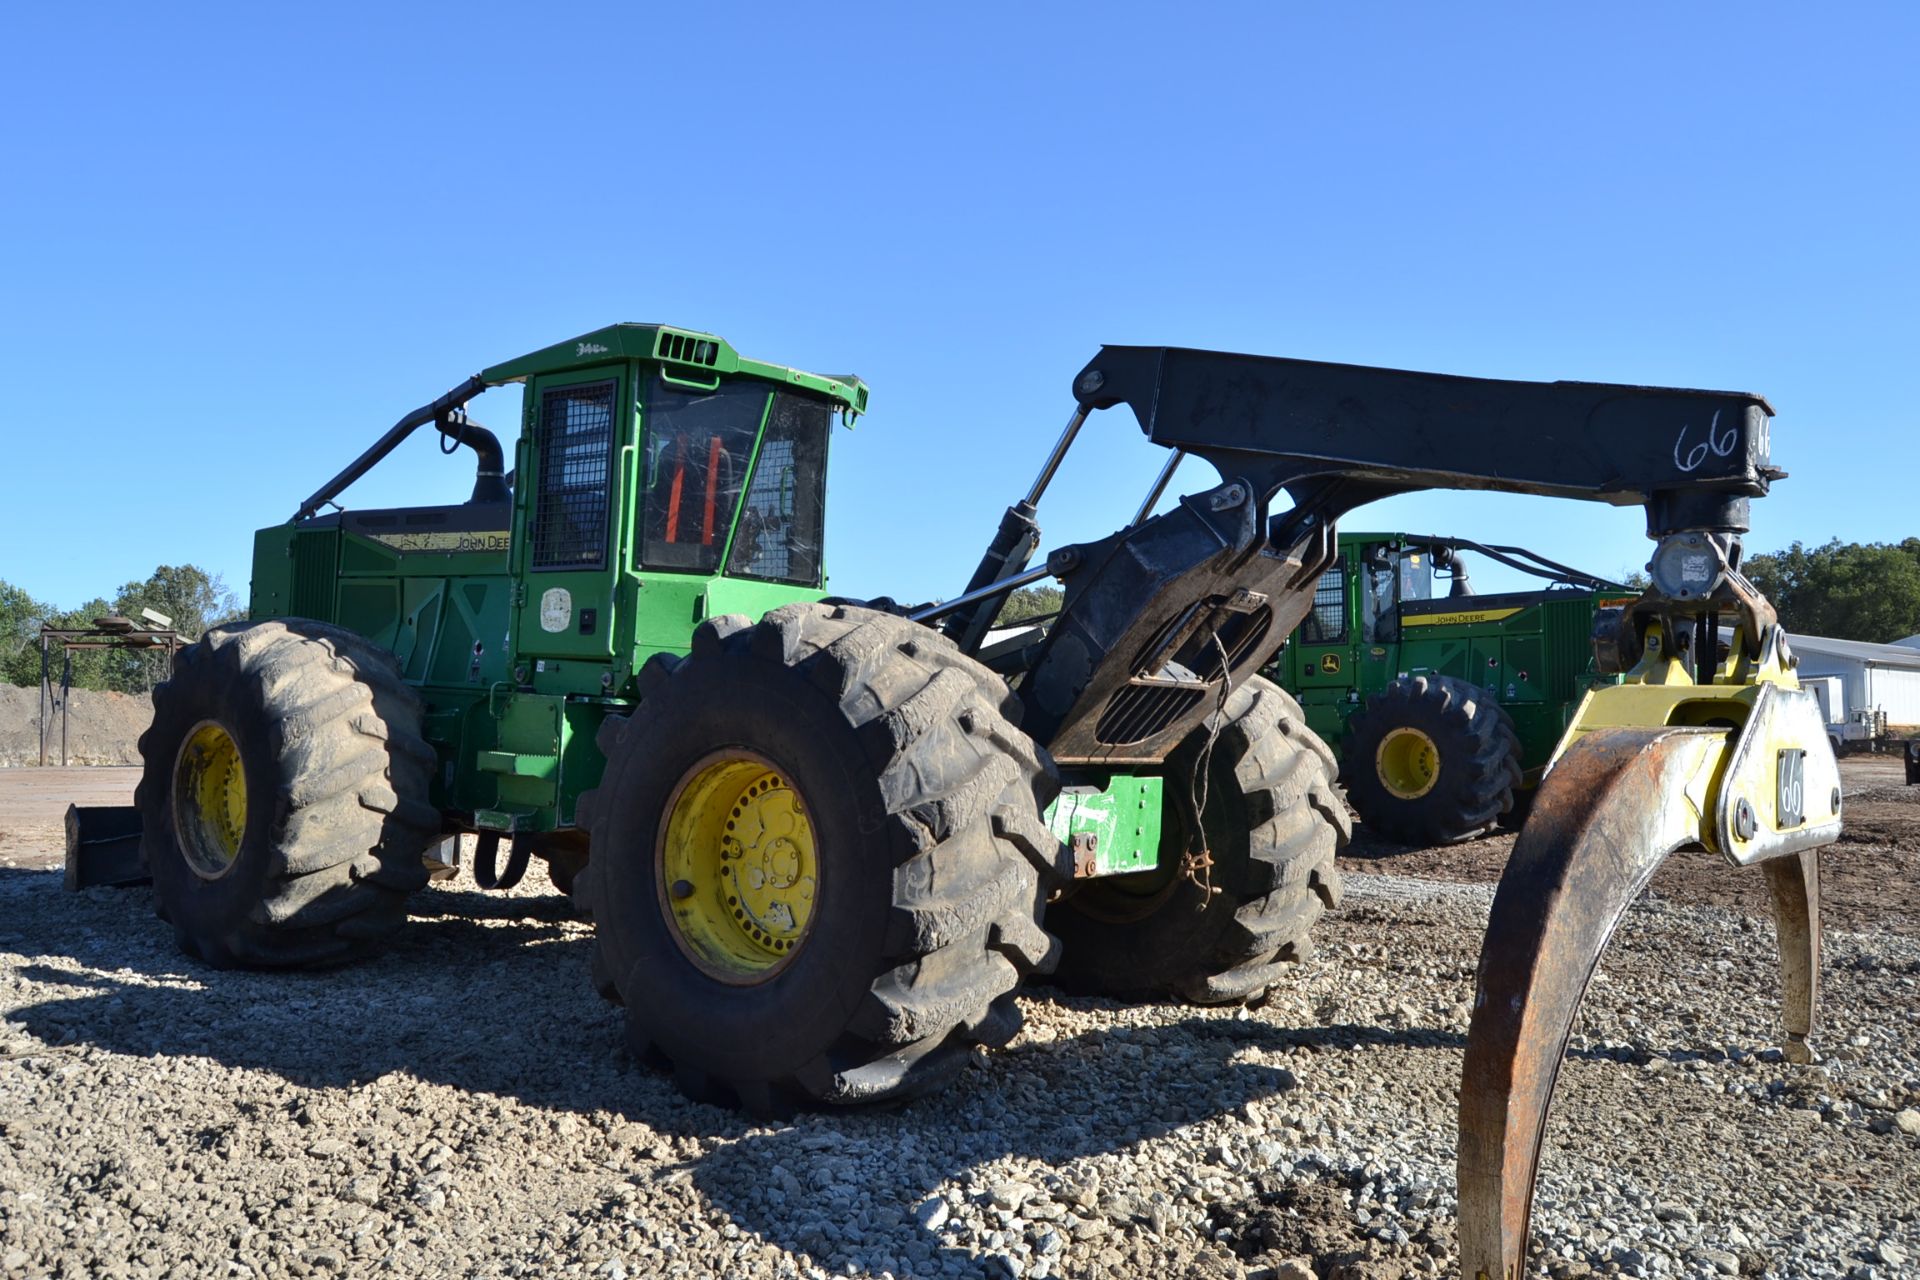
[1791,632,1920,670]
[1898,634,1920,651]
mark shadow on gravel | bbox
[676,1000,1471,1277]
[3,864,1452,1274]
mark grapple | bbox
[929,342,1836,1272]
[1456,620,1840,1277]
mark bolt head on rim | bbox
[657,750,819,985]
[173,720,248,880]
[1376,726,1440,800]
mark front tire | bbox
[1341,674,1522,845]
[575,603,1064,1113]
[1045,675,1347,1004]
[136,619,438,967]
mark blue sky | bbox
[3,3,1914,609]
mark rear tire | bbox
[575,603,1064,1113]
[1045,676,1346,1004]
[1341,674,1521,845]
[136,619,437,968]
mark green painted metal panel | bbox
[476,749,557,778]
[511,367,629,667]
[1044,774,1164,877]
[248,526,296,618]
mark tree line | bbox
[1744,538,1920,645]
[0,565,242,693]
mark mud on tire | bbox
[573,602,1065,1114]
[1045,675,1347,1005]
[137,618,438,968]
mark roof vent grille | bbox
[657,331,720,368]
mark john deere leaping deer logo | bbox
[1319,653,1342,674]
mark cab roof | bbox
[480,323,869,420]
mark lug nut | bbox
[671,879,695,900]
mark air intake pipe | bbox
[293,375,505,521]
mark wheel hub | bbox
[1376,726,1440,800]
[659,752,819,984]
[173,721,248,879]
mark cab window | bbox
[1299,557,1346,643]
[1399,549,1433,602]
[725,391,832,587]
[640,376,769,573]
[1360,544,1433,642]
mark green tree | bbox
[1,564,241,692]
[112,563,242,641]
[101,565,243,693]
[1744,539,1920,644]
[11,597,118,692]
[0,581,61,688]
[996,585,1063,625]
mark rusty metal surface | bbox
[1762,850,1821,1063]
[1457,725,1727,1280]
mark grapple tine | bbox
[1457,725,1728,1280]
[1761,849,1821,1063]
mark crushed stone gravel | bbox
[1,849,1916,1279]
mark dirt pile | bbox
[0,684,153,767]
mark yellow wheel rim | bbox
[1376,726,1440,800]
[658,751,819,984]
[173,721,248,879]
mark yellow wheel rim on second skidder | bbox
[658,751,819,984]
[1376,726,1441,800]
[173,721,248,879]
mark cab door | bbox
[510,367,629,664]
[1290,555,1358,742]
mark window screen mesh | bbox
[1300,558,1347,642]
[726,392,830,586]
[531,381,616,570]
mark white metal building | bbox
[1791,633,1920,725]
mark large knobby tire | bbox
[1340,674,1522,845]
[573,602,1064,1114]
[136,618,438,967]
[1045,675,1347,1004]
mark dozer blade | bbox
[1457,691,1833,1278]
[64,804,149,891]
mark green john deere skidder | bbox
[1268,531,1637,844]
[71,326,1842,1276]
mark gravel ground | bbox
[2,789,1918,1279]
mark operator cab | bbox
[475,324,867,687]
[1298,539,1458,647]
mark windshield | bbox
[640,376,769,573]
[637,376,833,586]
